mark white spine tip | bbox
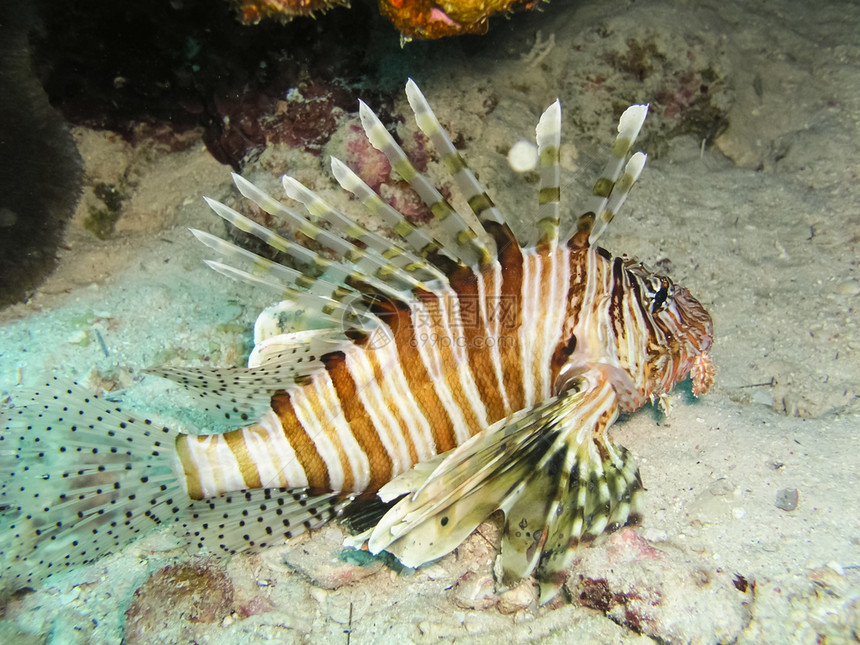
[619,104,649,127]
[618,104,649,137]
[358,100,375,125]
[232,173,256,198]
[330,156,346,174]
[281,175,302,199]
[627,151,648,180]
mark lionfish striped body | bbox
[1,81,714,601]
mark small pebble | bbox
[450,570,497,610]
[775,488,799,511]
[419,563,448,581]
[497,581,537,614]
[309,587,329,604]
[641,527,669,543]
[708,478,735,496]
[834,279,860,296]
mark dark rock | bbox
[124,560,234,644]
[0,1,82,306]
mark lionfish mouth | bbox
[672,286,715,395]
[676,287,714,353]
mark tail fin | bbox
[360,369,643,603]
[0,378,355,593]
[0,378,182,590]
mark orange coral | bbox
[234,0,541,38]
[233,0,349,24]
[380,0,540,39]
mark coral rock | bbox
[124,560,235,644]
[497,580,537,614]
[234,0,542,39]
[565,529,751,643]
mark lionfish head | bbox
[636,266,715,398]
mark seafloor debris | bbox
[124,561,235,644]
[280,526,385,590]
[775,487,799,511]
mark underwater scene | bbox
[1,0,858,642]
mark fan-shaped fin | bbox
[534,442,643,603]
[0,378,182,590]
[177,487,352,555]
[358,369,643,604]
[147,329,346,433]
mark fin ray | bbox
[358,98,492,267]
[566,104,649,247]
[405,79,516,252]
[535,99,562,246]
[330,156,453,274]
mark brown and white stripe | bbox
[170,85,690,503]
[175,237,670,501]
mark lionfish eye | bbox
[651,279,669,313]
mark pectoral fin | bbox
[358,370,644,603]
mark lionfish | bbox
[0,80,714,602]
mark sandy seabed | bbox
[1,0,858,642]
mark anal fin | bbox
[178,487,353,556]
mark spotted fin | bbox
[0,378,182,589]
[361,369,643,604]
[0,379,354,592]
[146,329,346,433]
[178,487,352,555]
